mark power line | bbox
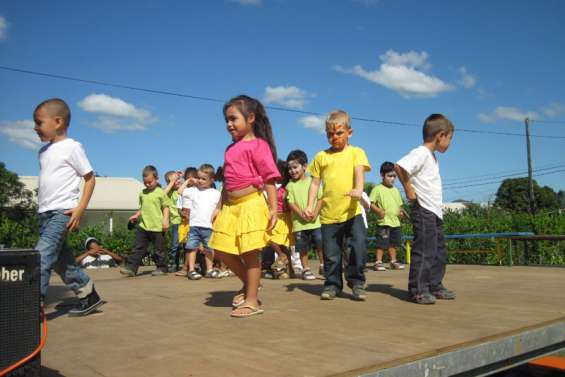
[443,164,565,187]
[443,168,565,190]
[443,161,565,184]
[2,65,565,140]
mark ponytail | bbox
[223,95,278,163]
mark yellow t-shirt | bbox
[308,145,371,224]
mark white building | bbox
[19,176,144,232]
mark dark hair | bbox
[286,149,308,165]
[34,98,71,128]
[142,165,158,179]
[215,166,224,183]
[380,161,395,175]
[223,95,277,163]
[276,159,290,187]
[183,167,197,180]
[423,114,454,142]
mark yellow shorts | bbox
[178,220,189,244]
[269,213,294,247]
[209,192,270,255]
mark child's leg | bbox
[216,251,247,284]
[54,239,94,297]
[376,248,385,263]
[234,250,262,314]
[344,215,367,288]
[429,219,448,291]
[126,228,151,270]
[150,231,167,270]
[204,251,214,273]
[408,203,437,296]
[320,222,345,292]
[300,250,310,270]
[187,250,197,271]
[269,241,289,266]
[169,223,180,269]
[388,247,397,262]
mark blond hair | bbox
[326,110,351,130]
[199,163,215,180]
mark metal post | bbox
[506,239,513,267]
[406,240,411,265]
[525,118,536,216]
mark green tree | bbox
[558,190,565,209]
[0,162,36,220]
[494,177,559,212]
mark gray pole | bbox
[525,118,536,215]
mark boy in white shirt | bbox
[182,164,221,279]
[33,98,104,316]
[395,114,455,305]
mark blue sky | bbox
[1,0,564,203]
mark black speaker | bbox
[0,249,41,377]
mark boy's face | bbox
[326,124,352,151]
[33,106,65,143]
[186,174,198,187]
[436,131,453,153]
[88,241,101,252]
[196,171,213,189]
[143,173,158,189]
[167,173,182,189]
[381,171,397,187]
[287,160,306,181]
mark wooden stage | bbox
[41,264,565,377]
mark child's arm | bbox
[162,206,170,231]
[65,172,95,231]
[211,188,225,223]
[370,203,386,219]
[304,177,321,219]
[99,248,124,264]
[177,178,189,195]
[75,248,97,264]
[163,173,179,195]
[395,164,417,202]
[346,165,365,199]
[288,202,308,222]
[129,210,141,223]
[264,182,278,231]
[312,197,324,220]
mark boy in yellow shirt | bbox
[305,110,371,301]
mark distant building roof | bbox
[20,176,144,211]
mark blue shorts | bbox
[294,228,323,254]
[185,226,212,250]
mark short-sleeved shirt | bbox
[38,138,93,213]
[396,145,443,219]
[223,138,281,191]
[369,183,403,227]
[308,145,371,224]
[181,186,221,229]
[286,176,322,231]
[139,186,167,232]
[166,191,181,225]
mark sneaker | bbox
[187,270,202,280]
[431,288,456,300]
[120,264,137,277]
[302,269,316,280]
[351,285,367,301]
[151,268,168,276]
[276,271,290,279]
[320,286,338,300]
[410,293,436,305]
[205,269,221,279]
[374,261,386,271]
[390,260,405,270]
[261,269,274,279]
[68,288,105,317]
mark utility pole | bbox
[525,117,536,216]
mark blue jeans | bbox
[321,214,367,292]
[169,223,180,267]
[35,210,92,298]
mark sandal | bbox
[175,270,188,277]
[232,290,246,307]
[230,304,264,318]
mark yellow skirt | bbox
[209,192,270,255]
[178,219,189,244]
[269,213,294,247]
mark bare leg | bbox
[376,248,384,263]
[389,247,397,262]
[300,251,310,270]
[204,251,214,273]
[316,247,324,266]
[187,250,197,272]
[232,250,261,315]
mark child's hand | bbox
[162,219,169,231]
[211,208,220,224]
[267,209,277,231]
[346,188,363,199]
[303,206,314,219]
[128,214,139,223]
[64,206,85,231]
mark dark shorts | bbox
[375,226,402,249]
[294,228,323,254]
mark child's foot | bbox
[351,285,367,301]
[318,264,324,276]
[374,261,386,271]
[68,288,105,317]
[230,302,264,318]
[151,268,168,276]
[175,269,188,277]
[431,287,456,300]
[261,269,274,279]
[389,260,405,270]
[320,286,338,300]
[410,293,436,305]
[302,269,316,280]
[204,269,220,278]
[120,265,137,277]
[187,270,202,280]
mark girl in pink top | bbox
[208,95,280,318]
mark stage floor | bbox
[41,264,565,377]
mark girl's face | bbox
[143,173,158,189]
[225,105,254,141]
[186,174,198,187]
[196,171,214,189]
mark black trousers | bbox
[408,203,447,296]
[127,228,167,269]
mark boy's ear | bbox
[54,116,66,132]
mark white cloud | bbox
[543,102,565,118]
[78,94,155,133]
[0,16,7,40]
[231,0,262,5]
[299,115,325,134]
[264,86,313,109]
[334,49,452,98]
[0,120,42,150]
[478,106,539,123]
[457,66,477,89]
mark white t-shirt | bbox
[80,254,117,269]
[181,186,221,228]
[396,145,443,219]
[38,138,93,213]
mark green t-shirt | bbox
[166,191,181,225]
[286,176,322,232]
[369,183,403,227]
[139,186,167,232]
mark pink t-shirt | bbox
[223,138,281,191]
[277,186,288,213]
